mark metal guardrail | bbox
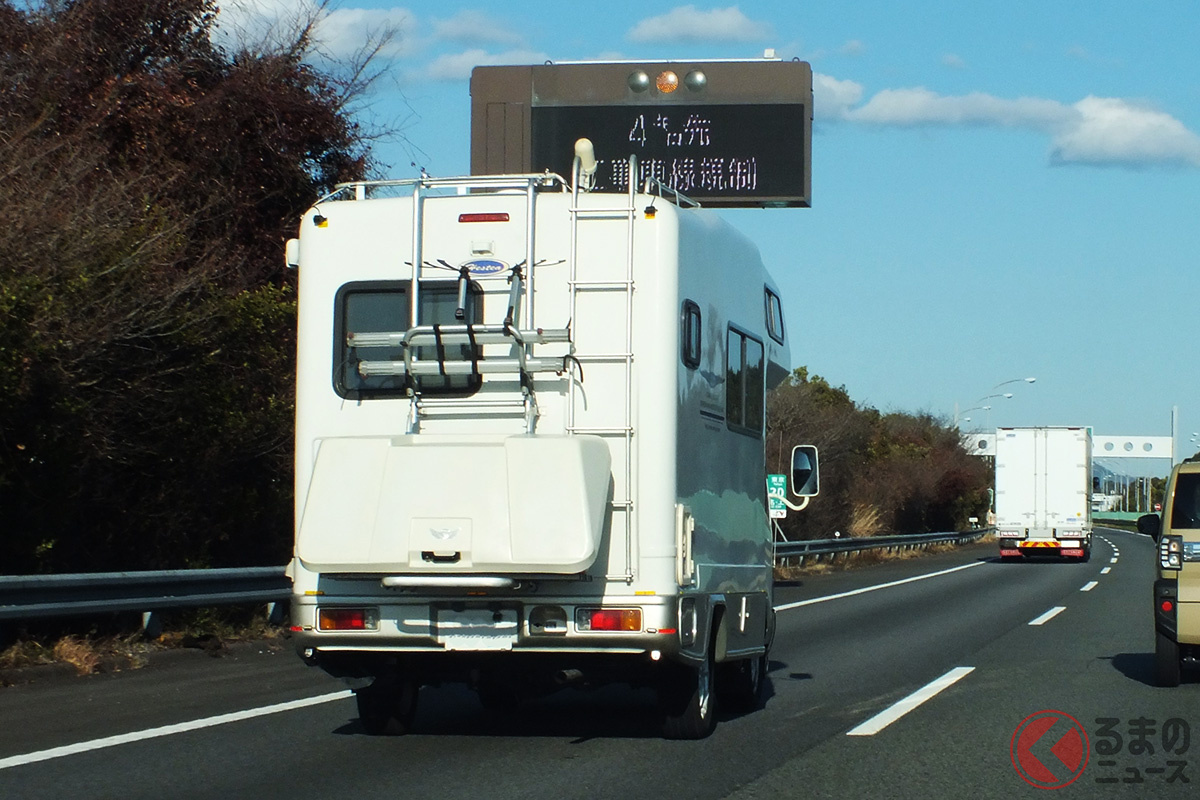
[774,530,989,564]
[0,567,290,623]
[0,533,988,624]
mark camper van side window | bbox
[726,327,765,436]
[681,300,701,369]
[333,280,483,399]
[765,288,785,344]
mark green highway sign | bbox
[768,474,787,519]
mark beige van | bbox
[1138,460,1200,686]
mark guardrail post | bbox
[142,611,164,638]
[266,601,288,626]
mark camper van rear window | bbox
[333,281,483,399]
[726,327,765,436]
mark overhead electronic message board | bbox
[470,60,813,208]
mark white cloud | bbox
[1052,96,1200,167]
[942,53,966,70]
[840,40,866,56]
[212,0,318,51]
[213,1,418,60]
[426,49,551,83]
[432,11,524,46]
[813,73,864,121]
[849,87,1070,129]
[627,5,772,43]
[836,84,1200,168]
[318,7,419,59]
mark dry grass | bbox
[0,633,146,676]
[1,606,286,680]
[0,640,57,670]
[52,636,103,676]
[847,503,885,538]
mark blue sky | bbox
[223,2,1200,463]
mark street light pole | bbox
[955,377,1035,428]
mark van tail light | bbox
[317,607,379,631]
[576,608,642,632]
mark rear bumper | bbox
[290,592,686,663]
[1155,579,1177,639]
[999,535,1089,559]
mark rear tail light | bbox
[1160,535,1184,570]
[317,607,379,631]
[576,608,642,632]
[1161,599,1175,614]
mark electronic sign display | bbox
[470,61,812,207]
[530,103,806,204]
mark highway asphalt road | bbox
[1,527,1195,799]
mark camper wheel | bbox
[660,638,718,739]
[719,653,768,712]
[355,676,419,735]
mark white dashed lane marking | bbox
[1029,607,1067,626]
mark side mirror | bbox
[790,444,820,497]
[1137,513,1161,540]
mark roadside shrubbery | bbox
[0,0,374,574]
[768,368,992,540]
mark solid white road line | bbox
[0,690,353,771]
[846,666,975,736]
[1081,581,1099,592]
[773,561,986,612]
[1028,606,1067,626]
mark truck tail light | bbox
[576,608,642,632]
[318,607,379,631]
[1161,599,1175,614]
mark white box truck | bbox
[283,162,813,739]
[994,426,1093,561]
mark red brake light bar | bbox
[459,213,510,223]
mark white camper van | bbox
[286,164,801,738]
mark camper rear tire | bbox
[660,644,718,739]
[720,653,768,712]
[355,676,419,735]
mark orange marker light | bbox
[656,70,679,94]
